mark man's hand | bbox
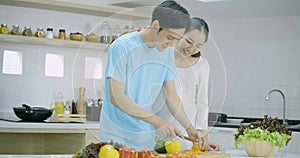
[155,119,183,138]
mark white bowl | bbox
[242,141,278,157]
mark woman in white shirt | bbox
[154,17,220,151]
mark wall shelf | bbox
[0,0,151,20]
[0,34,109,50]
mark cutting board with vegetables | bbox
[191,151,230,157]
[157,152,230,158]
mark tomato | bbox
[165,154,176,158]
[148,155,160,158]
[119,148,136,158]
[137,150,154,158]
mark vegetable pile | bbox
[234,115,292,149]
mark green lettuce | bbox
[234,127,291,149]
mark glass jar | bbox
[99,21,111,44]
[54,92,64,114]
[22,26,33,36]
[46,27,54,39]
[112,24,121,42]
[0,24,9,34]
[11,25,21,35]
[35,27,45,38]
[58,29,66,39]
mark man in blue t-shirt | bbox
[100,0,202,150]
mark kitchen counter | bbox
[0,149,299,158]
[0,119,100,154]
[0,119,100,131]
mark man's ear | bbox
[151,20,160,32]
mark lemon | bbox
[98,144,119,158]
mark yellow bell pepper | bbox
[165,140,181,154]
[98,144,119,158]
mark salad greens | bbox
[234,115,292,149]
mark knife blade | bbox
[183,136,198,142]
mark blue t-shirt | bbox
[100,31,176,150]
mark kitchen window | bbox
[2,50,23,75]
[45,53,64,77]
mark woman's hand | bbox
[205,142,221,151]
[194,130,221,151]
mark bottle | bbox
[64,102,71,115]
[77,87,86,115]
[22,26,33,36]
[99,21,111,43]
[0,24,9,34]
[46,27,54,39]
[58,29,66,39]
[54,92,64,114]
[112,24,121,42]
[11,25,21,35]
[71,99,78,114]
[35,27,45,38]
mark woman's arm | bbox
[163,80,201,139]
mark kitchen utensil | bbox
[242,140,278,157]
[208,112,227,123]
[85,33,99,42]
[183,136,198,142]
[13,104,53,122]
[77,87,86,115]
[70,32,83,41]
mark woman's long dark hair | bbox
[186,17,209,58]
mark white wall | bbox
[203,15,300,120]
[0,5,131,112]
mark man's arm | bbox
[109,78,182,137]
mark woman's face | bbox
[176,29,207,57]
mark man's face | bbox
[153,28,185,51]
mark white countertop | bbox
[0,119,100,130]
[0,149,299,158]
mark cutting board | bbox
[157,151,230,158]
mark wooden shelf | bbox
[0,0,151,20]
[0,34,109,50]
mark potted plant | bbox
[234,115,292,157]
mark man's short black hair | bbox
[152,0,190,29]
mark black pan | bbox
[208,112,228,123]
[13,104,53,122]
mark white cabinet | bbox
[208,127,300,152]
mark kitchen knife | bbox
[183,136,198,142]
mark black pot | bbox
[13,104,53,122]
[208,112,227,123]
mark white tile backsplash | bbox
[201,16,300,119]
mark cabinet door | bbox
[208,127,240,149]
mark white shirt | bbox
[153,56,210,150]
